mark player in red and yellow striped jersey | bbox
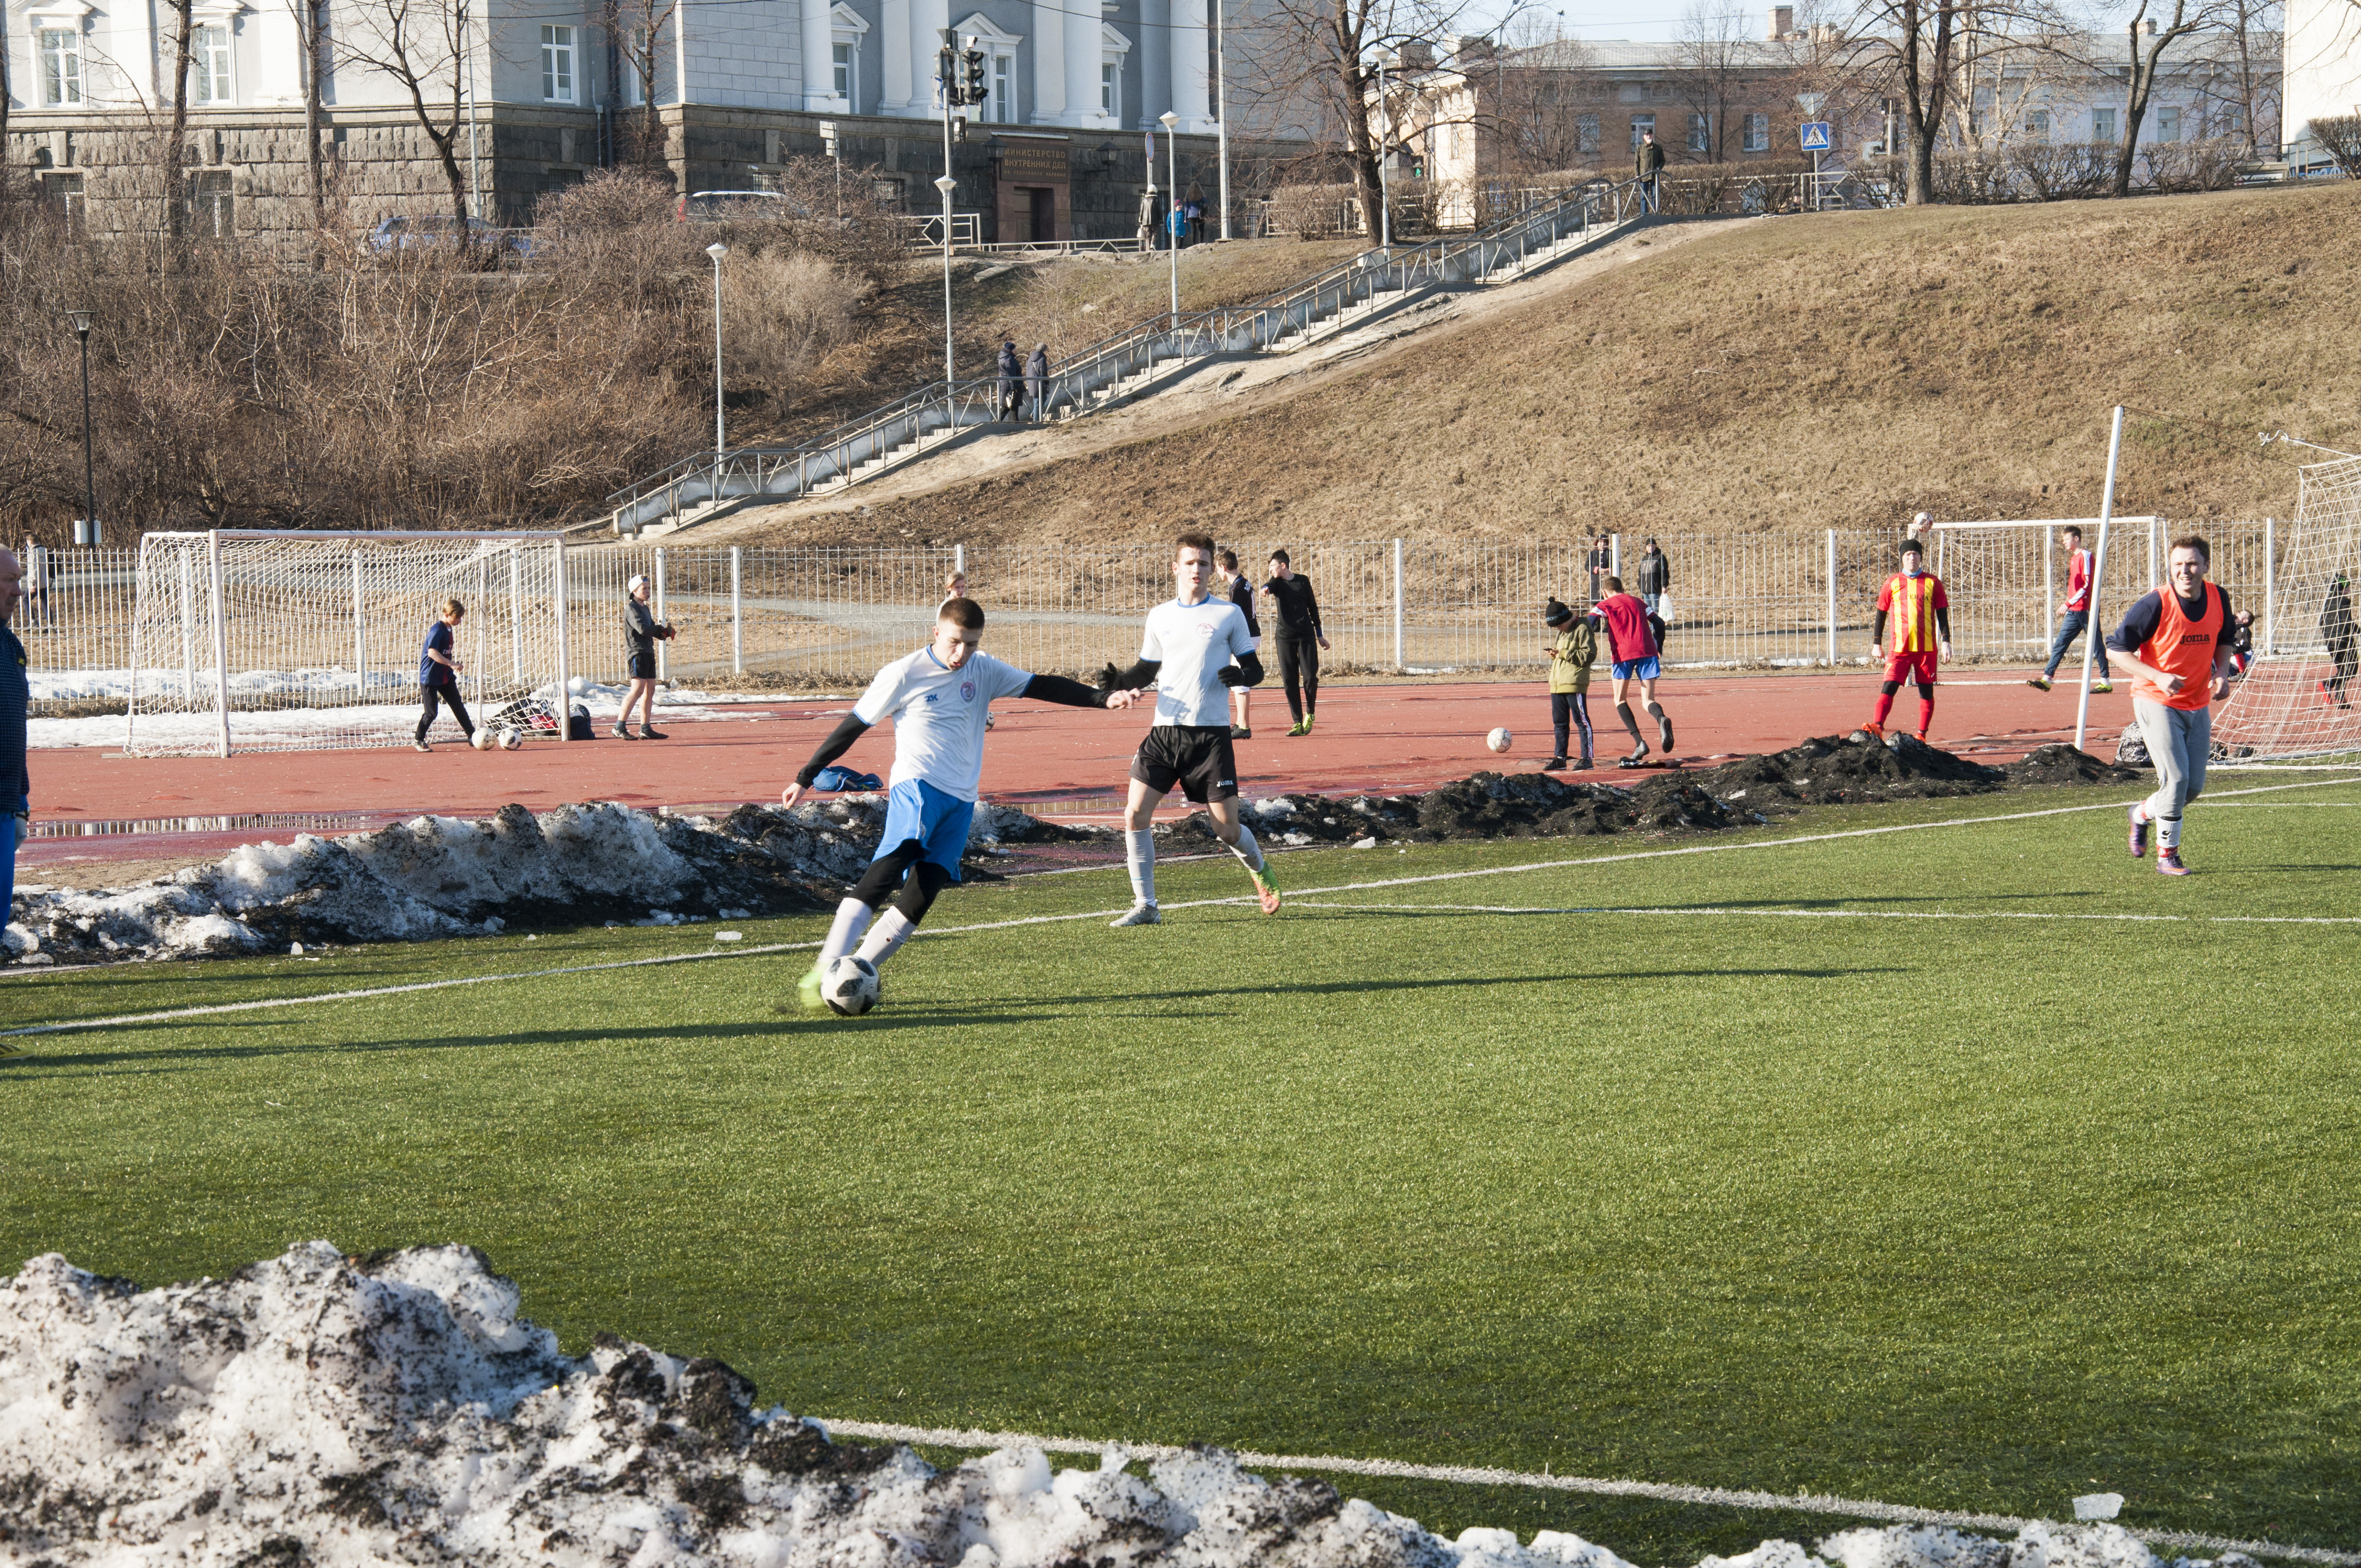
[1864,540,1952,742]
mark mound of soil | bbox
[2003,743,2147,788]
[1685,733,2009,809]
[1165,770,1739,848]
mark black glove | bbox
[1218,666,1251,687]
[1095,661,1123,690]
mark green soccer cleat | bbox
[2026,675,2053,692]
[1246,860,1282,915]
[797,964,826,1010]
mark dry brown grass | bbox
[754,184,2360,548]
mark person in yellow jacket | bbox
[1543,597,1597,770]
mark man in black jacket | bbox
[1260,549,1328,736]
[1635,130,1664,213]
[1,548,28,959]
[996,339,1022,420]
[2323,571,2355,710]
[1584,535,1613,605]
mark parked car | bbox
[366,214,534,257]
[674,190,792,222]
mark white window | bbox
[40,27,82,106]
[192,23,232,104]
[1576,112,1600,153]
[1630,113,1654,149]
[987,49,1013,122]
[624,27,647,105]
[1688,111,1710,153]
[1101,61,1119,121]
[2026,108,2051,140]
[1744,112,1768,151]
[2155,106,2179,141]
[2088,107,2113,141]
[833,41,856,111]
[541,25,575,104]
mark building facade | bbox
[3,0,1288,246]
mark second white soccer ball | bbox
[499,728,523,750]
[1486,727,1512,754]
[822,955,881,1016]
[470,728,492,750]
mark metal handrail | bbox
[607,176,1650,533]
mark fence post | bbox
[654,548,668,683]
[1392,538,1404,671]
[509,547,524,683]
[1825,530,1838,666]
[955,542,966,576]
[2263,518,2275,655]
[350,549,365,699]
[2146,517,2158,590]
[178,551,196,705]
[730,546,744,674]
[554,536,572,741]
[2042,526,2054,631]
[1609,532,1620,579]
[206,529,231,758]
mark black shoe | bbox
[1658,718,1675,752]
[1230,725,1251,739]
[1543,756,1569,770]
[640,726,668,739]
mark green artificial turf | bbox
[4,778,2359,1565]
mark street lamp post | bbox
[705,243,727,461]
[1375,56,1391,249]
[819,119,842,218]
[1214,0,1230,241]
[935,174,958,384]
[1158,110,1179,325]
[66,309,95,545]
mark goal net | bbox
[127,531,575,757]
[1931,516,2161,666]
[2216,455,2361,760]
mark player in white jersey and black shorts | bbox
[782,595,1115,1009]
[1100,532,1282,925]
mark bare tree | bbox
[290,0,331,224]
[2185,0,2280,151]
[2098,0,2226,194]
[1236,0,1494,241]
[162,0,196,246]
[615,0,683,167]
[1484,40,1603,176]
[339,0,476,230]
[1837,0,2066,203]
[1674,2,1754,163]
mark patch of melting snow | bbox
[6,797,1070,966]
[0,1246,2271,1568]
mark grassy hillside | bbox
[785,185,2360,545]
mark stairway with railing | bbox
[607,176,1654,537]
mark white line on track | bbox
[814,1418,2357,1565]
[7,774,2356,1041]
[1290,902,2361,925]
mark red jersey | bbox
[2065,548,2093,613]
[1876,572,1948,655]
[1590,592,1658,662]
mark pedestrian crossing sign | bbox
[1800,121,1832,151]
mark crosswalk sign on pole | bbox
[1800,121,1832,151]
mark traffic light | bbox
[937,45,958,104]
[962,47,987,106]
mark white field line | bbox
[7,774,2356,1041]
[1290,902,2361,927]
[815,1418,2357,1566]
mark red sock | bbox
[1918,697,1935,734]
[1872,692,1895,726]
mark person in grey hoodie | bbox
[1025,343,1051,421]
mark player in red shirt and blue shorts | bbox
[1865,541,1951,742]
[1588,576,1674,766]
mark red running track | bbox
[21,670,2125,878]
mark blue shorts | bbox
[1612,656,1662,682]
[875,778,974,883]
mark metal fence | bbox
[15,523,2294,712]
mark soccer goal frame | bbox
[2214,451,2361,761]
[1927,515,2162,671]
[126,529,576,759]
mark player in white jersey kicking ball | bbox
[1101,532,1281,926]
[784,595,1115,1009]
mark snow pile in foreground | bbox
[6,796,1065,965]
[0,1245,2260,1568]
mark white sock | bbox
[2132,804,2150,825]
[1230,821,1265,874]
[856,908,917,967]
[2159,815,2182,851]
[1125,829,1157,907]
[821,897,872,965]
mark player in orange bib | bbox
[1864,540,1951,742]
[2105,535,2234,875]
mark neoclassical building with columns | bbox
[3,0,1300,245]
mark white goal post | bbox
[127,530,575,758]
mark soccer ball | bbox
[499,728,523,751]
[1486,727,1512,754]
[822,955,880,1016]
[470,728,492,750]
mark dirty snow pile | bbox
[0,1244,2267,1568]
[5,796,1076,965]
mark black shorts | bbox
[628,654,657,679]
[1130,725,1239,804]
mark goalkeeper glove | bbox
[1218,666,1251,688]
